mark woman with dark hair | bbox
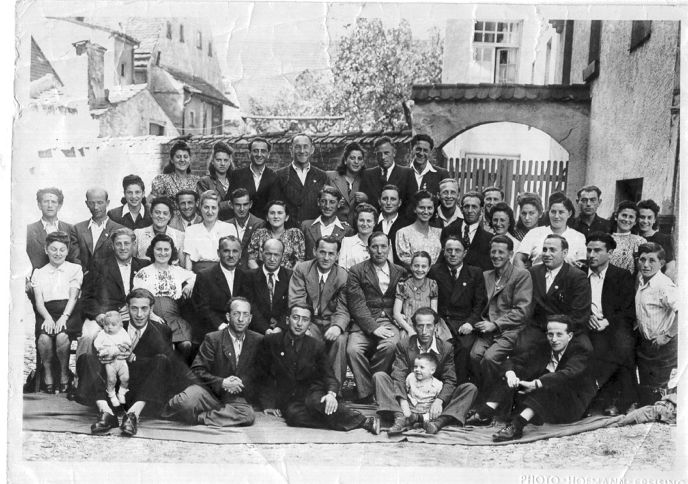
[30,231,83,393]
[338,203,378,270]
[637,199,676,281]
[107,174,153,230]
[246,200,305,270]
[327,141,368,224]
[609,200,646,273]
[149,140,201,208]
[396,190,442,267]
[197,141,235,221]
[489,202,520,256]
[515,193,586,269]
[513,192,543,241]
[132,233,196,363]
[134,197,185,267]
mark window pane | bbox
[485,33,494,43]
[475,21,483,31]
[485,22,495,32]
[496,33,504,43]
[497,22,506,32]
[474,32,482,42]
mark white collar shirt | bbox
[412,162,437,190]
[122,204,146,223]
[117,259,133,295]
[374,262,391,294]
[416,335,440,355]
[88,217,109,252]
[545,265,563,292]
[313,216,343,238]
[220,264,236,294]
[250,164,265,190]
[228,329,245,358]
[41,218,60,234]
[588,264,608,320]
[292,163,311,185]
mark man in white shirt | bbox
[359,137,412,212]
[373,184,411,265]
[431,178,462,228]
[301,186,353,259]
[405,134,449,212]
[69,187,125,274]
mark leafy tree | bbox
[247,19,443,133]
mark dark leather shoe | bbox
[492,423,523,442]
[603,405,620,417]
[423,420,441,435]
[466,412,493,426]
[120,412,138,437]
[353,395,376,405]
[91,411,119,435]
[387,415,407,436]
[363,416,380,435]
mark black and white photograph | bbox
[7,1,685,482]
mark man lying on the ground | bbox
[467,314,596,442]
[374,307,477,436]
[161,297,261,427]
[256,304,380,434]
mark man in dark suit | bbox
[257,304,380,433]
[168,190,202,232]
[467,315,596,442]
[374,308,478,436]
[585,232,637,415]
[228,137,277,220]
[301,186,353,259]
[77,228,150,359]
[69,187,125,274]
[270,133,329,227]
[26,187,77,272]
[226,188,266,270]
[428,236,487,384]
[162,297,262,426]
[373,184,411,266]
[405,134,450,210]
[191,236,248,344]
[359,136,412,211]
[107,175,152,230]
[440,191,493,271]
[346,232,406,402]
[241,239,291,334]
[469,235,532,389]
[518,234,591,356]
[480,186,504,233]
[79,288,191,436]
[289,236,350,386]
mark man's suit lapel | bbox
[80,224,94,255]
[254,269,270,308]
[332,176,351,206]
[491,263,514,297]
[93,220,115,253]
[547,264,568,296]
[213,265,232,298]
[104,257,125,294]
[364,262,383,298]
[309,223,322,246]
[451,265,472,303]
[305,261,320,305]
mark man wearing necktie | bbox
[256,304,380,434]
[514,234,591,357]
[467,315,596,443]
[428,236,487,384]
[81,288,190,437]
[241,238,292,335]
[440,192,494,271]
[162,297,263,427]
[289,236,350,387]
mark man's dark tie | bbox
[318,276,325,315]
[381,167,388,183]
[267,272,275,305]
[462,223,471,251]
[450,267,458,280]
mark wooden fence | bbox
[447,157,568,208]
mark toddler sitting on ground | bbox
[93,311,131,411]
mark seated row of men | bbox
[29,217,677,441]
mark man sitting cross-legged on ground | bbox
[374,307,478,436]
[161,297,262,427]
[256,304,380,434]
[467,314,596,443]
[78,288,192,437]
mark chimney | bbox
[73,40,108,109]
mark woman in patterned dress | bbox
[610,200,646,273]
[132,233,196,364]
[395,190,442,268]
[149,140,200,211]
[338,203,378,270]
[246,200,305,270]
[133,196,185,267]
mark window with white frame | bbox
[471,21,521,83]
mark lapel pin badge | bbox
[280,351,285,356]
[462,282,466,286]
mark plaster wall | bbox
[98,91,180,138]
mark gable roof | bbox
[161,66,237,108]
[30,36,63,86]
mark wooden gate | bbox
[447,157,568,208]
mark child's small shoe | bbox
[117,389,129,405]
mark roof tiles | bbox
[412,83,590,103]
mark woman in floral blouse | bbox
[395,190,442,268]
[132,233,196,363]
[247,200,305,270]
[149,140,200,211]
[610,200,646,273]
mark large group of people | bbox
[25,133,678,443]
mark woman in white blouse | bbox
[514,193,586,269]
[133,233,196,363]
[30,231,83,393]
[338,203,377,270]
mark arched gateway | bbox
[408,83,590,198]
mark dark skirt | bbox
[34,299,82,338]
[154,296,191,343]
